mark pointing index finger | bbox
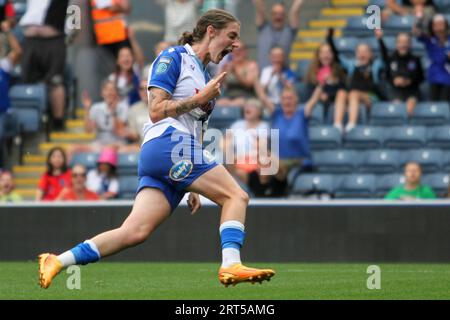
[214,72,227,85]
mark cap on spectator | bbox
[97,148,118,167]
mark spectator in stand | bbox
[256,46,296,111]
[56,164,100,201]
[413,14,450,101]
[0,21,21,168]
[223,98,270,183]
[126,79,149,144]
[304,40,348,121]
[201,0,239,16]
[385,162,436,200]
[83,79,129,147]
[0,170,22,202]
[108,45,142,108]
[327,28,384,133]
[382,0,435,23]
[253,0,304,69]
[156,0,202,43]
[142,40,173,80]
[36,147,72,201]
[263,85,313,182]
[375,29,424,115]
[217,42,259,108]
[19,0,70,131]
[86,147,120,200]
[0,0,15,57]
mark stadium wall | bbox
[2,201,450,262]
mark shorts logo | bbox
[155,57,172,74]
[169,160,193,181]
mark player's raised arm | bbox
[148,72,227,122]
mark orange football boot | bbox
[38,253,63,289]
[218,264,275,287]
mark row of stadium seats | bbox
[310,125,450,150]
[311,149,450,174]
[71,152,139,175]
[369,0,450,12]
[290,172,449,199]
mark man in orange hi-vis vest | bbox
[90,0,131,57]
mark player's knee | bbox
[232,187,249,206]
[122,225,151,246]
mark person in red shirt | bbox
[36,147,72,201]
[56,164,100,201]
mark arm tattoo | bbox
[164,101,169,118]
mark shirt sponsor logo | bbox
[155,57,173,74]
[169,160,193,181]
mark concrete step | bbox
[292,41,321,50]
[309,19,347,29]
[23,154,46,165]
[290,51,315,60]
[15,178,39,189]
[15,189,36,200]
[297,29,342,40]
[13,166,45,180]
[49,132,95,143]
[332,0,368,6]
[321,7,364,17]
[39,143,74,154]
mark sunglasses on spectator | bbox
[72,172,87,178]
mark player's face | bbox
[209,22,240,64]
[405,163,421,185]
[396,33,410,56]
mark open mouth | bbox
[219,48,232,60]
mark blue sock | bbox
[220,221,245,267]
[70,240,100,265]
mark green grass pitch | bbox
[1,262,450,299]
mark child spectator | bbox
[414,14,450,101]
[328,29,384,132]
[256,46,296,111]
[108,46,141,107]
[304,41,348,121]
[56,164,100,201]
[126,79,149,144]
[0,21,21,168]
[0,171,22,202]
[376,29,424,115]
[86,147,120,200]
[83,79,129,146]
[216,42,259,108]
[36,147,72,201]
[385,162,436,200]
[223,98,270,184]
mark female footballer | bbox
[38,9,275,289]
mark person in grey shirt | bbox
[253,0,304,69]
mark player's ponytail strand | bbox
[178,9,240,45]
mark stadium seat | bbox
[365,36,395,54]
[359,149,400,173]
[295,81,312,103]
[118,153,139,175]
[295,60,310,81]
[291,173,334,196]
[375,173,405,198]
[308,103,324,126]
[400,149,443,173]
[435,0,450,13]
[208,107,241,132]
[326,103,367,125]
[422,173,449,197]
[3,111,20,139]
[427,126,450,149]
[384,15,415,34]
[334,37,359,56]
[344,17,373,37]
[334,174,376,199]
[343,126,384,149]
[9,108,39,133]
[369,102,408,126]
[309,126,342,150]
[118,176,139,199]
[410,102,450,126]
[411,38,426,55]
[312,149,359,173]
[443,152,450,172]
[70,152,99,170]
[384,126,427,149]
[369,0,386,7]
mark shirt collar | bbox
[184,43,208,73]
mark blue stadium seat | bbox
[435,0,450,13]
[295,81,312,103]
[334,37,359,56]
[411,38,426,54]
[295,60,311,81]
[369,102,408,126]
[326,103,367,125]
[118,176,139,200]
[365,36,395,53]
[343,126,384,149]
[376,173,405,198]
[291,173,334,195]
[70,152,99,170]
[118,153,139,175]
[384,15,415,34]
[443,152,450,172]
[368,0,386,7]
[334,174,376,199]
[309,126,342,150]
[309,103,324,126]
[359,149,400,173]
[208,107,241,131]
[344,17,373,37]
[9,108,39,133]
[422,173,449,197]
[312,149,359,173]
[410,102,450,126]
[384,126,427,149]
[401,149,443,173]
[427,126,450,148]
[3,111,20,139]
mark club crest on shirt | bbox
[169,160,193,181]
[156,57,172,74]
